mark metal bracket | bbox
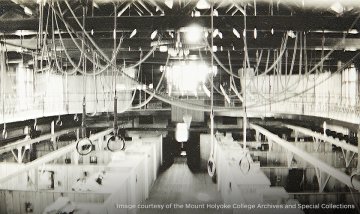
[341,149,356,168]
[11,149,19,162]
[314,167,331,192]
[312,137,321,152]
[98,137,103,151]
[11,146,26,163]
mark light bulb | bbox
[233,28,241,38]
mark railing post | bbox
[357,126,360,173]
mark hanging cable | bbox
[131,54,170,109]
[51,3,83,75]
[205,33,288,80]
[44,1,360,117]
[207,2,217,180]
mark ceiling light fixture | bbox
[212,29,219,38]
[204,31,209,38]
[14,30,36,36]
[129,29,137,38]
[194,10,201,17]
[93,2,99,8]
[348,29,359,34]
[218,31,223,39]
[151,30,158,40]
[233,28,241,38]
[159,46,168,52]
[24,7,33,16]
[271,27,274,35]
[212,46,218,52]
[254,27,257,39]
[287,30,296,38]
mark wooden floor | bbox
[139,156,223,214]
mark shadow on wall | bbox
[186,132,202,173]
[160,132,179,172]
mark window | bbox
[342,67,357,106]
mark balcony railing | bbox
[0,92,359,124]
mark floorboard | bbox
[139,156,223,214]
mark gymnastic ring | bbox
[76,138,93,156]
[73,114,79,122]
[2,130,7,139]
[56,119,63,126]
[207,157,216,179]
[106,134,126,152]
[239,156,251,174]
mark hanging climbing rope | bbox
[207,3,217,181]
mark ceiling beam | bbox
[0,15,359,32]
[250,123,360,191]
[4,37,360,52]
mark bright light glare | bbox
[165,0,173,9]
[165,61,217,95]
[185,25,203,43]
[330,1,343,14]
[176,123,189,142]
[196,0,211,9]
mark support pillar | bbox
[153,145,157,181]
[17,146,23,163]
[313,137,321,152]
[315,167,331,193]
[72,151,79,165]
[81,97,86,138]
[160,135,163,165]
[268,140,273,151]
[144,156,149,199]
[255,130,260,144]
[98,137,103,151]
[130,173,137,214]
[357,126,360,173]
[51,121,55,142]
[286,151,294,168]
[76,129,80,141]
[342,149,356,168]
[34,167,39,191]
[243,115,247,149]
